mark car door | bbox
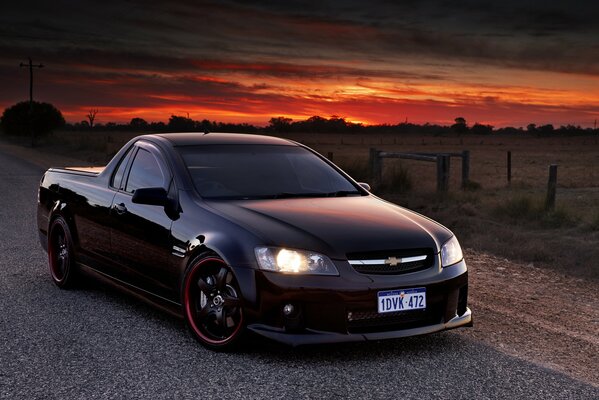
[109,141,176,299]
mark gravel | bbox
[0,147,597,399]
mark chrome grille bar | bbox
[348,255,427,265]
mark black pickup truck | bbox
[37,132,471,349]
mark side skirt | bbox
[77,262,184,319]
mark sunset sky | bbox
[1,0,598,127]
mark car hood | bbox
[206,195,453,260]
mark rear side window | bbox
[110,146,133,189]
[125,148,167,193]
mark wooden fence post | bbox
[507,151,512,185]
[545,164,558,210]
[369,148,382,189]
[461,150,470,189]
[436,155,450,192]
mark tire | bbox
[182,255,245,351]
[48,216,78,289]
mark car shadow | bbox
[239,329,463,360]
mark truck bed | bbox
[50,166,106,176]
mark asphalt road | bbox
[0,149,597,400]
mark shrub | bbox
[587,210,599,231]
[462,180,482,191]
[337,159,370,183]
[494,195,573,228]
[1,101,65,138]
[381,164,412,193]
[495,196,541,220]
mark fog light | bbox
[283,304,295,316]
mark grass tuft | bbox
[462,180,482,191]
[494,195,574,228]
[337,158,370,183]
[587,210,599,231]
[381,164,413,193]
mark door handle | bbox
[113,203,127,215]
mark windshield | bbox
[177,144,362,200]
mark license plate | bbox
[377,287,426,313]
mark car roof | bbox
[152,132,297,146]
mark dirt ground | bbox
[462,250,598,386]
[2,137,597,387]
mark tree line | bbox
[1,100,597,138]
[64,114,599,136]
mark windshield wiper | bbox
[272,192,327,199]
[325,190,361,197]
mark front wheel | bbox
[183,256,245,351]
[48,216,78,288]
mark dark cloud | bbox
[2,0,597,74]
[0,0,597,125]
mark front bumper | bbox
[248,307,472,346]
[240,260,471,346]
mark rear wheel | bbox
[48,217,78,288]
[183,256,244,351]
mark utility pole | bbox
[19,58,44,147]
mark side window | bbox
[110,147,133,189]
[125,148,167,193]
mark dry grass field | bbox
[15,129,599,280]
[285,132,599,280]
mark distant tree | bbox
[526,123,537,133]
[470,123,493,135]
[0,101,65,137]
[129,117,148,130]
[168,115,196,131]
[268,116,293,133]
[328,115,350,133]
[496,126,523,135]
[197,119,212,133]
[87,109,98,128]
[451,117,468,134]
[305,115,328,132]
[539,124,554,134]
[149,121,167,131]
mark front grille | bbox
[347,307,442,333]
[351,261,429,275]
[347,248,434,275]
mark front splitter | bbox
[248,307,472,346]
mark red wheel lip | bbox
[183,257,244,346]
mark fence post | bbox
[545,164,558,211]
[436,155,450,192]
[369,148,382,189]
[327,151,334,161]
[461,150,470,189]
[507,151,512,185]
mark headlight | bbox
[255,247,339,275]
[441,236,463,267]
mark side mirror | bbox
[358,182,371,191]
[132,187,168,206]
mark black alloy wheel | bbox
[183,256,244,350]
[48,217,78,288]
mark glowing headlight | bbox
[441,236,464,267]
[255,247,339,275]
